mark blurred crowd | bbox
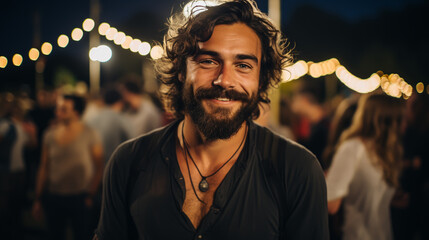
[0,74,428,240]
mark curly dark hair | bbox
[154,0,292,119]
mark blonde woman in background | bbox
[326,93,404,240]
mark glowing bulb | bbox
[89,45,112,62]
[98,22,110,35]
[41,42,53,55]
[282,60,308,82]
[138,42,151,56]
[309,63,322,78]
[416,82,424,93]
[121,36,133,49]
[82,18,95,32]
[335,66,380,93]
[150,45,163,60]
[105,27,118,41]
[113,32,126,45]
[130,39,141,52]
[57,34,69,48]
[28,48,40,61]
[71,28,84,41]
[12,54,23,66]
[0,56,7,68]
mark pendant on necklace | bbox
[199,178,209,192]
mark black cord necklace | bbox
[181,121,247,194]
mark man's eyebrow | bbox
[236,54,259,64]
[195,50,259,64]
[195,50,220,58]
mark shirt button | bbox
[213,208,220,214]
[197,235,203,239]
[165,157,169,161]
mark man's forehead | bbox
[196,23,262,60]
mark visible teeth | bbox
[216,97,231,101]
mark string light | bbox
[0,17,420,98]
[113,32,126,45]
[98,22,110,35]
[282,60,308,82]
[28,48,40,61]
[150,45,163,59]
[89,45,112,62]
[82,18,95,32]
[416,82,424,93]
[308,58,340,78]
[105,27,118,41]
[138,42,151,56]
[12,54,23,66]
[0,56,7,68]
[121,36,133,49]
[71,28,84,41]
[41,42,53,55]
[130,39,142,52]
[335,66,380,94]
[57,34,69,48]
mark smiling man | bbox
[94,1,328,239]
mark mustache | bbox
[194,86,250,102]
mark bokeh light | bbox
[105,27,118,41]
[416,82,424,93]
[89,45,112,62]
[113,31,126,45]
[82,18,95,32]
[150,45,163,60]
[41,42,53,55]
[121,36,133,49]
[28,48,40,61]
[98,22,110,35]
[130,39,141,53]
[0,56,7,68]
[12,54,23,66]
[282,60,308,82]
[138,42,151,56]
[335,66,380,93]
[71,28,84,41]
[57,34,69,48]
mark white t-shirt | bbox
[124,99,162,138]
[326,138,394,240]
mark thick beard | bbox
[183,84,258,141]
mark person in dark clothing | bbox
[94,1,329,239]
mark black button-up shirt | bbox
[95,120,329,240]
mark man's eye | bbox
[199,59,218,68]
[237,63,252,70]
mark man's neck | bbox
[179,117,247,170]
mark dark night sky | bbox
[0,0,426,91]
[0,0,423,57]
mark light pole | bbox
[89,0,100,96]
[268,0,281,125]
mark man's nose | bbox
[213,64,235,89]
